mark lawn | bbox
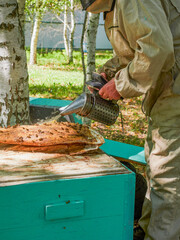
[28,65,83,100]
[27,49,148,148]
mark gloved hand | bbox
[99,74,121,100]
[87,72,107,93]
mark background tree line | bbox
[0,0,100,127]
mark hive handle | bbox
[45,200,84,221]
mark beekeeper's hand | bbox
[99,78,121,101]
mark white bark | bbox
[17,0,25,30]
[63,3,69,59]
[83,13,99,126]
[29,0,42,65]
[0,0,29,127]
[86,13,100,81]
[68,0,75,63]
[81,11,88,91]
[81,12,91,126]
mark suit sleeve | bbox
[114,0,175,98]
[98,54,122,81]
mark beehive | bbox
[0,150,135,240]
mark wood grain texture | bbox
[0,150,130,186]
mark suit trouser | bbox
[139,88,180,240]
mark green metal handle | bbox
[45,200,84,221]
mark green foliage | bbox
[25,0,36,20]
[25,0,67,21]
[45,0,67,14]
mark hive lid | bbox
[0,150,131,187]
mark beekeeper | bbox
[80,0,180,239]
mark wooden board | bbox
[0,149,130,186]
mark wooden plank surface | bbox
[0,149,130,186]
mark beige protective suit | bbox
[93,0,180,239]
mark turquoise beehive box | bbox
[0,150,135,240]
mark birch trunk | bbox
[0,0,29,127]
[83,13,100,125]
[68,0,75,64]
[81,12,88,91]
[86,13,100,81]
[17,0,25,30]
[63,3,69,60]
[29,0,42,65]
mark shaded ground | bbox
[91,97,147,147]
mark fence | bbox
[25,12,112,51]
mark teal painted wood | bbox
[45,200,84,220]
[0,173,135,240]
[100,139,146,165]
[29,97,146,165]
[29,97,82,124]
[30,97,72,108]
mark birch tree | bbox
[81,11,88,91]
[0,0,29,127]
[69,0,75,63]
[86,13,100,81]
[17,0,26,30]
[62,0,76,63]
[25,0,36,35]
[27,0,65,65]
[82,13,99,125]
[63,2,69,59]
[29,0,44,65]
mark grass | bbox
[27,49,148,148]
[27,49,113,99]
[27,49,112,71]
[28,65,83,99]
